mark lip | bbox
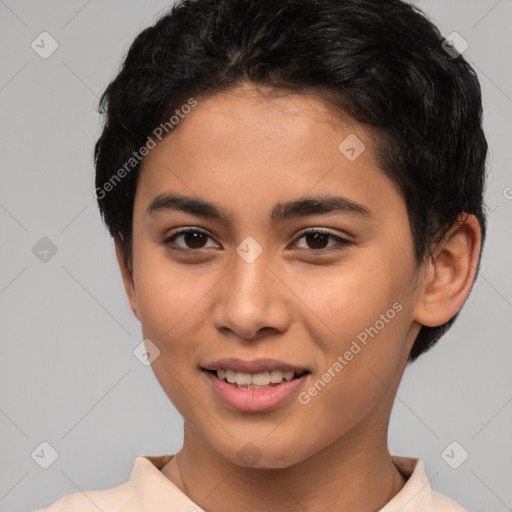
[203,369,309,413]
[201,358,310,374]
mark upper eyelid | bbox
[165,226,349,248]
[292,228,350,247]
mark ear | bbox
[114,239,140,320]
[413,214,482,327]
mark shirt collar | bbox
[378,456,434,511]
[130,454,436,511]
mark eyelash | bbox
[163,227,352,254]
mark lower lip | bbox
[203,370,309,413]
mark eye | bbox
[291,228,352,253]
[164,227,352,254]
[164,228,219,251]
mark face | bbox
[123,84,424,468]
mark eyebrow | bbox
[146,193,372,223]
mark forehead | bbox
[135,85,403,225]
[171,85,354,157]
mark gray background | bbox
[0,1,511,510]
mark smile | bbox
[202,367,310,413]
[213,368,304,389]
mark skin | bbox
[116,83,481,512]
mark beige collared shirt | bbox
[34,454,468,511]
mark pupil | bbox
[185,231,207,249]
[306,232,328,249]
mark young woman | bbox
[37,0,487,510]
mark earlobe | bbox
[413,214,482,328]
[114,239,140,320]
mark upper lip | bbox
[201,358,310,374]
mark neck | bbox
[162,419,406,512]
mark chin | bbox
[212,436,310,470]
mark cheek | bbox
[131,254,210,409]
[133,242,203,331]
[293,294,409,452]
[293,251,413,405]
[296,254,405,347]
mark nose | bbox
[211,245,292,341]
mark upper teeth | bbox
[216,369,295,385]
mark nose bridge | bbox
[234,247,269,298]
[230,234,271,295]
[212,236,289,339]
